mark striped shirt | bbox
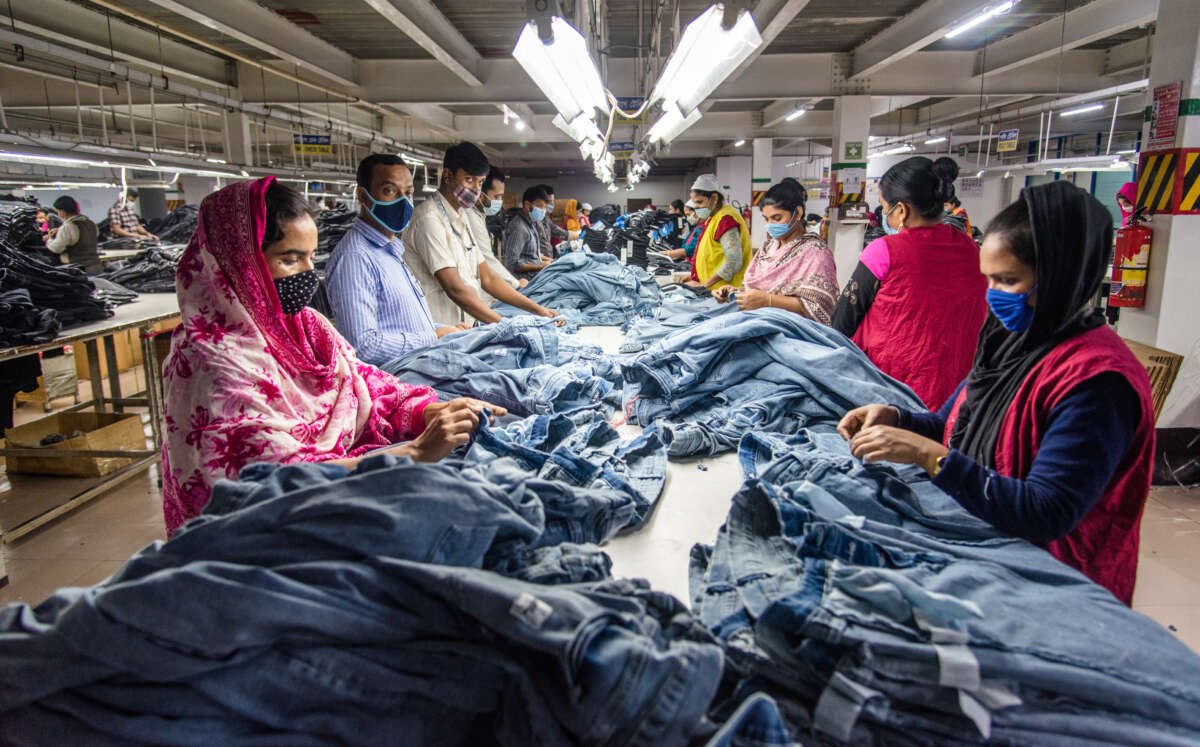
[325,216,437,366]
[108,201,141,233]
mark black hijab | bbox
[948,180,1114,467]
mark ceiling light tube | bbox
[924,136,947,144]
[646,102,702,145]
[1060,103,1104,117]
[513,16,608,125]
[786,109,805,121]
[945,1,1015,39]
[733,139,746,147]
[869,144,915,158]
[649,4,763,117]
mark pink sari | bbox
[161,177,435,533]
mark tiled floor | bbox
[1,369,1198,655]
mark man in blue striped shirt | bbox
[326,154,467,367]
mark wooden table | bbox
[0,293,181,551]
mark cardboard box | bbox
[5,411,145,477]
[1123,338,1184,422]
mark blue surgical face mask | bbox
[986,284,1037,332]
[483,197,502,216]
[764,211,797,239]
[882,203,901,235]
[529,205,547,222]
[362,191,413,233]
[694,205,711,220]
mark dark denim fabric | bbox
[492,250,664,328]
[382,316,621,416]
[695,445,1200,746]
[459,406,669,532]
[0,456,722,746]
[621,309,925,457]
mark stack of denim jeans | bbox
[98,244,185,293]
[687,429,1200,745]
[619,289,738,353]
[0,288,61,347]
[383,316,622,417]
[492,250,664,328]
[621,309,925,457]
[0,241,112,329]
[0,454,723,746]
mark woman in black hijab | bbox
[837,180,1155,605]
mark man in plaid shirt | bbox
[108,189,158,240]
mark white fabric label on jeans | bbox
[509,592,553,629]
[813,672,882,742]
[958,689,992,739]
[974,680,1023,711]
[934,643,981,690]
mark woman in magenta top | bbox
[838,182,1155,604]
[831,157,988,408]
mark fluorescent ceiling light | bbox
[0,151,109,168]
[1060,103,1104,117]
[11,181,119,189]
[733,139,746,147]
[1116,149,1138,154]
[785,109,805,121]
[513,16,608,125]
[924,136,947,144]
[945,1,1015,39]
[649,4,762,117]
[646,103,702,145]
[869,144,915,158]
[514,119,526,131]
[205,157,227,164]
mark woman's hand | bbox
[713,285,735,303]
[663,248,687,260]
[535,306,566,326]
[735,289,771,310]
[848,425,948,475]
[517,278,529,289]
[837,404,899,440]
[394,398,507,462]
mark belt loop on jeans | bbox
[813,672,882,742]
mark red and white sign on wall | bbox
[1148,82,1182,151]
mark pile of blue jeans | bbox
[619,288,738,354]
[621,309,925,457]
[689,428,1200,745]
[0,454,723,746]
[383,316,621,417]
[492,250,663,329]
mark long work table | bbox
[0,293,181,547]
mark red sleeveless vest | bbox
[852,225,987,409]
[943,325,1156,604]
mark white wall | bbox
[179,176,220,205]
[503,174,690,213]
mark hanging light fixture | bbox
[648,5,762,118]
[512,16,608,127]
[646,102,702,145]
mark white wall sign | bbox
[958,176,984,198]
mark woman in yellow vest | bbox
[688,173,753,290]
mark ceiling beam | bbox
[138,0,359,88]
[357,0,483,86]
[851,0,990,78]
[974,0,1158,78]
[761,97,825,129]
[11,0,232,89]
[871,95,928,117]
[728,0,814,82]
[1103,33,1154,77]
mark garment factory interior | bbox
[1,0,1199,743]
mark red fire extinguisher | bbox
[1109,207,1152,307]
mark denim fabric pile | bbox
[492,250,663,331]
[314,205,356,269]
[146,203,200,244]
[99,244,186,293]
[0,241,112,331]
[0,198,59,265]
[3,291,1200,745]
[0,288,61,346]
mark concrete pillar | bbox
[715,155,752,213]
[222,111,254,167]
[138,188,167,222]
[828,95,872,286]
[1119,0,1200,426]
[750,137,773,246]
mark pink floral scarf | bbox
[161,177,435,533]
[743,232,839,325]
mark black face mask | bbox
[273,269,319,315]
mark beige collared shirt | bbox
[402,191,489,326]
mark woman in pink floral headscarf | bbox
[161,177,503,533]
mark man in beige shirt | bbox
[404,142,558,327]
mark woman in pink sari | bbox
[161,177,503,533]
[713,178,838,325]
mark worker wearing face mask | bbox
[404,142,555,327]
[473,166,527,291]
[686,174,753,290]
[325,154,467,366]
[504,185,554,280]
